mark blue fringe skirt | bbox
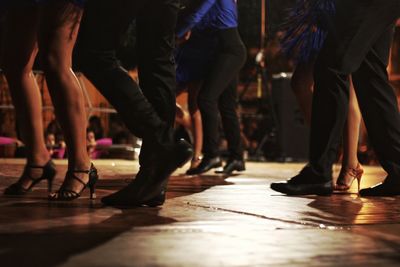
[280,0,335,63]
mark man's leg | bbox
[100,0,192,206]
[134,0,180,169]
[76,0,168,142]
[76,0,192,205]
[214,78,246,175]
[187,28,246,175]
[352,28,400,195]
[271,0,400,195]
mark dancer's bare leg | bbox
[39,1,91,193]
[2,6,51,188]
[291,61,314,124]
[292,62,362,187]
[337,80,362,186]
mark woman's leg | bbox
[187,81,203,169]
[2,6,51,189]
[337,80,362,186]
[342,81,362,168]
[290,61,315,125]
[38,1,91,193]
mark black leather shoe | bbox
[145,187,166,207]
[102,139,193,207]
[215,159,245,175]
[270,166,333,196]
[359,178,400,196]
[186,156,222,175]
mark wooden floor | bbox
[0,159,399,267]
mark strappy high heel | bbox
[334,163,364,193]
[49,163,98,201]
[4,160,56,195]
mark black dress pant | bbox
[309,0,400,181]
[198,28,246,160]
[75,0,179,164]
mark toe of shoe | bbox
[270,182,288,193]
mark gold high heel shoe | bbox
[334,163,364,193]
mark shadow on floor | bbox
[0,207,175,267]
[0,173,233,266]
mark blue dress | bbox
[175,29,218,85]
[280,0,335,63]
[175,0,238,84]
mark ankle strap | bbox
[66,163,95,186]
[67,163,94,174]
[66,170,88,187]
[68,169,90,174]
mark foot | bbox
[102,139,192,207]
[101,171,167,207]
[189,156,202,169]
[49,163,98,201]
[4,160,56,195]
[215,159,245,175]
[270,166,333,196]
[359,178,400,196]
[334,163,363,192]
[186,156,222,175]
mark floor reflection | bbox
[0,160,399,266]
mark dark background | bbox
[238,0,296,48]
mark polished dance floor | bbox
[0,159,399,267]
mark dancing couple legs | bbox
[76,0,192,206]
[271,0,400,196]
[2,1,96,200]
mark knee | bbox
[41,49,70,77]
[218,98,236,113]
[188,101,199,115]
[314,52,356,77]
[2,53,33,81]
[2,63,31,82]
[77,49,119,77]
[291,74,312,96]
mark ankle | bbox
[68,159,91,171]
[192,155,202,162]
[28,153,51,166]
[341,161,360,170]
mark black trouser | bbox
[198,28,246,160]
[309,0,400,181]
[75,0,179,164]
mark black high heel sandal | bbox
[4,160,56,195]
[49,163,98,201]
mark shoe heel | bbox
[89,185,96,199]
[47,176,54,193]
[88,167,99,200]
[356,172,363,194]
[45,165,57,193]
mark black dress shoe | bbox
[102,139,193,207]
[186,156,222,175]
[145,187,166,207]
[215,159,245,175]
[270,166,333,196]
[359,178,400,196]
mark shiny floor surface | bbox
[0,159,399,267]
